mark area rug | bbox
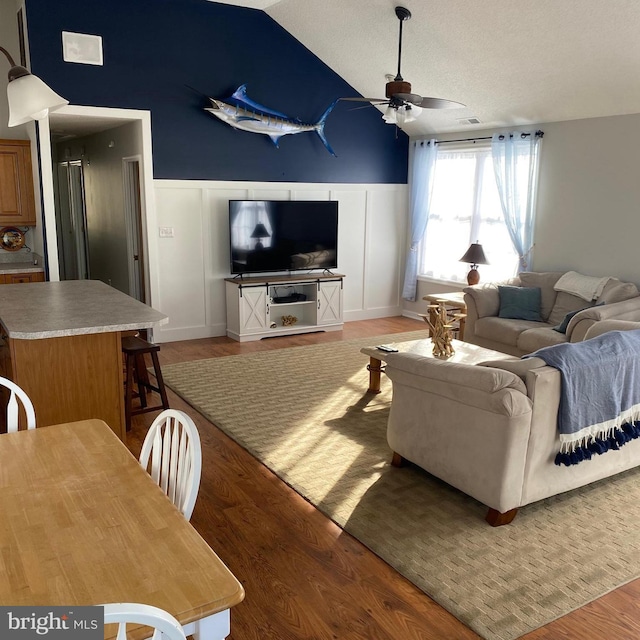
[161,331,640,640]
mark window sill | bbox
[417,275,468,288]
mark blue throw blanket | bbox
[527,330,640,466]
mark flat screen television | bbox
[229,200,338,275]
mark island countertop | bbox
[0,280,168,339]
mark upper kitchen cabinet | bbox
[0,140,36,226]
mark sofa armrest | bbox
[565,296,640,339]
[584,319,640,340]
[463,284,500,319]
[479,356,547,381]
[464,285,500,343]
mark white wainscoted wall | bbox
[152,181,408,343]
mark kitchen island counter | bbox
[0,280,168,440]
[0,280,167,339]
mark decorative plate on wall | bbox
[0,227,26,251]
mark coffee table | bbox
[361,338,514,393]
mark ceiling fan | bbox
[343,6,465,125]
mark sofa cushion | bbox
[518,272,563,321]
[597,278,639,305]
[517,326,568,354]
[498,285,542,321]
[547,291,595,326]
[475,316,546,347]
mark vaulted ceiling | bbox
[212,0,640,136]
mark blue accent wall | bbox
[25,0,409,183]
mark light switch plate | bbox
[159,227,174,238]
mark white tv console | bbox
[225,273,344,342]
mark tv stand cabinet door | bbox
[238,286,269,334]
[316,280,342,325]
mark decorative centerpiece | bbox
[281,315,298,326]
[426,302,455,358]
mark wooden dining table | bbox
[0,419,245,639]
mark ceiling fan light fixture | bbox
[382,105,397,124]
[401,105,421,123]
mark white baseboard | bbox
[154,322,227,343]
[402,310,424,322]
[343,307,402,322]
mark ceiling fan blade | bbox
[393,92,423,106]
[419,96,466,109]
[348,102,390,112]
[396,93,466,109]
[340,97,389,104]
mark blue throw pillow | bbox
[553,303,603,333]
[498,285,542,321]
[553,308,585,333]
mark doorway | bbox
[38,106,158,310]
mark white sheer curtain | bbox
[491,131,543,272]
[402,139,437,301]
[419,145,518,284]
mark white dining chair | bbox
[139,409,202,521]
[0,375,36,432]
[103,602,187,640]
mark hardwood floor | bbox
[128,317,640,640]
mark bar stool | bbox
[122,335,170,431]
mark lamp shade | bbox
[382,105,397,124]
[459,242,488,267]
[7,73,68,127]
[250,223,271,239]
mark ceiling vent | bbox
[457,117,481,125]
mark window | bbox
[419,143,519,284]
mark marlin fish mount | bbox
[204,84,337,156]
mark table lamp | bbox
[459,242,488,285]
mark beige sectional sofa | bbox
[384,320,640,525]
[463,271,640,356]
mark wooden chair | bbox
[139,409,202,521]
[0,376,36,432]
[102,602,187,640]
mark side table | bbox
[421,291,467,340]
